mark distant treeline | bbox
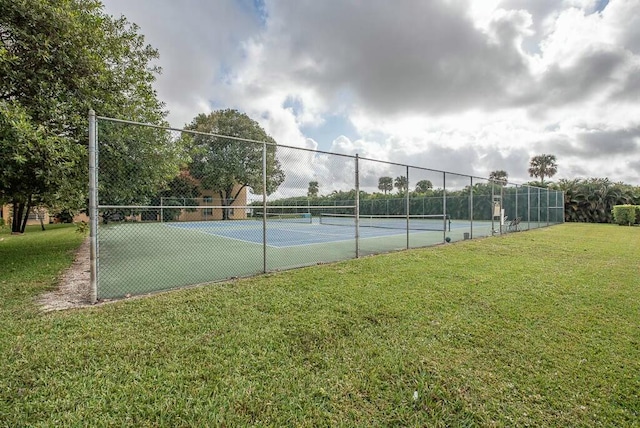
[261,182,564,223]
[261,178,640,224]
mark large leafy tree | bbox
[489,170,509,186]
[378,177,393,194]
[186,109,285,220]
[1,0,177,232]
[0,102,82,232]
[528,154,558,185]
[415,179,433,193]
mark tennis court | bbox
[166,214,460,248]
[97,216,497,299]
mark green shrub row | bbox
[612,205,640,226]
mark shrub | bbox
[612,205,637,226]
[75,221,89,235]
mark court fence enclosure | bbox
[88,112,564,302]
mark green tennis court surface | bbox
[97,217,540,299]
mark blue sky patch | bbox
[301,114,360,150]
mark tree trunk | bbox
[219,191,229,220]
[20,195,33,233]
[39,209,46,231]
[11,201,23,233]
[220,185,247,220]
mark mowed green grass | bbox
[0,223,638,426]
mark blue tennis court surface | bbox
[167,218,466,248]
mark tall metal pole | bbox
[527,186,531,230]
[442,172,447,242]
[546,189,550,226]
[537,188,541,227]
[262,142,267,273]
[469,177,473,239]
[89,110,98,304]
[405,165,410,249]
[515,185,518,224]
[491,183,495,235]
[355,155,360,258]
[500,185,505,234]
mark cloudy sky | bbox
[102,0,640,188]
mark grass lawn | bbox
[0,223,638,426]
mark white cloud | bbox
[102,0,640,186]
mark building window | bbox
[203,196,213,204]
[203,208,213,216]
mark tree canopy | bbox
[308,181,319,198]
[528,154,558,184]
[378,177,393,194]
[415,180,433,193]
[489,170,509,186]
[394,176,408,193]
[0,0,173,232]
[185,109,285,220]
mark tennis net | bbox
[252,211,313,224]
[319,213,451,231]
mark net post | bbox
[88,109,98,304]
[355,154,360,258]
[262,141,267,273]
[405,165,409,249]
[442,172,447,243]
[469,176,473,239]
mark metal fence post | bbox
[355,154,360,258]
[546,189,550,226]
[515,185,518,222]
[89,110,98,304]
[537,188,541,226]
[491,182,495,235]
[406,165,410,249]
[527,186,531,230]
[443,172,447,242]
[469,177,473,239]
[262,142,267,273]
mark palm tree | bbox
[528,154,558,184]
[394,176,408,194]
[489,170,508,186]
[378,177,393,195]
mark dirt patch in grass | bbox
[38,237,93,311]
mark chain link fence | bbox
[88,113,564,301]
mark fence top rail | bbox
[98,205,358,210]
[95,114,563,192]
